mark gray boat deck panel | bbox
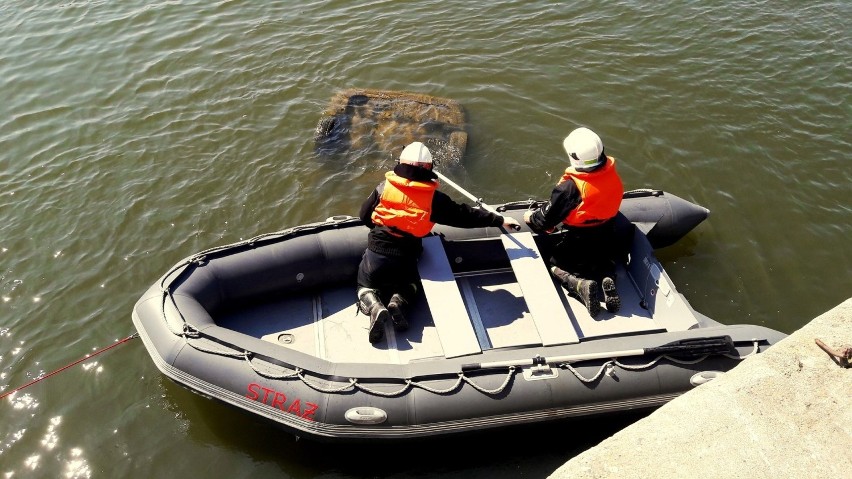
[502,232,580,345]
[561,263,664,339]
[458,274,542,349]
[417,235,482,358]
[251,285,450,364]
[225,229,699,365]
[229,269,663,364]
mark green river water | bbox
[1,1,849,477]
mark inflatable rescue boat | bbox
[131,189,786,443]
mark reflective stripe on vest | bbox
[557,157,624,227]
[370,171,438,237]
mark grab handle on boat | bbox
[460,336,737,372]
[433,170,521,231]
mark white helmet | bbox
[399,141,433,166]
[563,127,605,171]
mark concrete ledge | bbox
[549,297,852,479]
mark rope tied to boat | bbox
[182,323,201,339]
[461,367,515,395]
[354,380,412,397]
[159,288,191,338]
[561,361,617,383]
[244,354,300,380]
[559,340,762,383]
[157,309,517,397]
[167,322,764,397]
[298,374,359,395]
[724,339,760,359]
[154,248,764,398]
[0,333,139,400]
[238,352,516,397]
[171,332,245,359]
[406,376,462,395]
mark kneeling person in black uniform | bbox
[357,142,520,344]
[523,127,624,318]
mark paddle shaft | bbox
[461,336,735,372]
[433,170,497,213]
[462,349,645,372]
[433,170,521,230]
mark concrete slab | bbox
[549,297,852,479]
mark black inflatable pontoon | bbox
[132,190,786,443]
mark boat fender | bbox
[690,370,724,386]
[345,407,388,425]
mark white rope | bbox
[563,361,616,383]
[723,340,760,359]
[298,373,359,394]
[244,354,300,380]
[182,337,244,359]
[353,380,412,397]
[560,350,747,383]
[210,343,517,397]
[462,367,515,394]
[407,376,462,395]
[154,243,762,398]
[170,330,760,397]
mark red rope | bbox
[0,333,138,401]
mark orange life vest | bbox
[370,171,438,237]
[557,156,624,227]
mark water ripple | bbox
[0,1,849,477]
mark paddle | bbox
[433,170,521,231]
[460,335,737,372]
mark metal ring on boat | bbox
[345,407,388,425]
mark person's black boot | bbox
[551,266,600,318]
[387,294,409,331]
[549,265,574,286]
[602,276,620,313]
[358,289,389,343]
[575,279,600,318]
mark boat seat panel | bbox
[418,235,482,358]
[502,232,580,345]
[231,285,447,364]
[458,273,542,348]
[318,287,396,363]
[387,289,447,363]
[317,286,445,364]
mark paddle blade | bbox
[646,336,737,358]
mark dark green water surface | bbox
[1,1,849,477]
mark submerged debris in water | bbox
[314,88,468,166]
